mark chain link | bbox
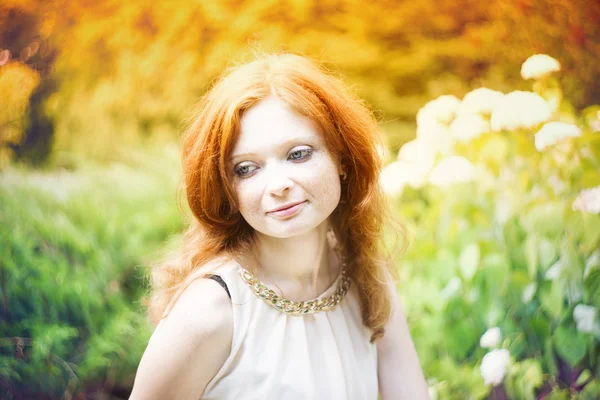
[239,267,351,315]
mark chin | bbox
[257,218,324,239]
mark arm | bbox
[377,280,429,400]
[129,278,233,400]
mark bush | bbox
[0,145,183,398]
[383,54,600,399]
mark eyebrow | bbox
[228,136,320,163]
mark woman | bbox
[130,53,429,399]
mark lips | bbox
[267,201,307,217]
[268,201,305,213]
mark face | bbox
[228,95,343,238]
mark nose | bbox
[265,166,295,197]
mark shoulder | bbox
[162,255,238,320]
[129,259,235,399]
[159,255,240,350]
[168,255,240,334]
[171,273,234,335]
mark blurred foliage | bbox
[0,1,59,166]
[0,145,183,398]
[0,62,39,166]
[2,0,600,398]
[1,0,599,163]
[384,62,600,398]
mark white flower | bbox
[380,160,430,195]
[490,91,552,131]
[573,304,597,334]
[403,162,431,189]
[534,122,582,151]
[572,186,600,214]
[450,113,490,143]
[429,156,475,187]
[395,139,437,188]
[480,349,510,386]
[458,88,504,115]
[416,122,454,155]
[417,95,461,126]
[521,54,561,80]
[441,277,462,300]
[480,327,502,348]
[380,162,406,197]
[545,259,563,280]
[397,138,437,169]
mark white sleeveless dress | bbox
[200,262,379,400]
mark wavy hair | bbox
[143,53,405,342]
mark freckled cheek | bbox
[304,158,341,205]
[234,181,264,216]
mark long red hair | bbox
[143,53,404,342]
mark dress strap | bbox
[207,274,231,299]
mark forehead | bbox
[232,96,322,155]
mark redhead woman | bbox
[130,53,429,400]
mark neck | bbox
[241,220,342,300]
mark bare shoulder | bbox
[129,261,234,400]
[161,254,237,330]
[170,271,234,335]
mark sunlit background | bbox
[1,0,600,398]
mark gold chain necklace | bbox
[239,265,351,315]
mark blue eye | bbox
[289,148,313,161]
[234,163,258,177]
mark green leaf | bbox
[538,238,558,271]
[444,318,478,359]
[580,379,600,400]
[584,251,600,279]
[544,338,558,377]
[508,333,527,358]
[585,270,600,308]
[541,280,565,320]
[505,358,543,399]
[525,235,538,279]
[481,253,510,300]
[561,237,584,277]
[509,271,531,301]
[542,388,570,400]
[575,369,592,386]
[523,359,543,388]
[580,169,600,189]
[459,242,480,281]
[530,314,551,339]
[558,238,585,304]
[553,325,587,367]
[520,202,565,238]
[581,214,600,254]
